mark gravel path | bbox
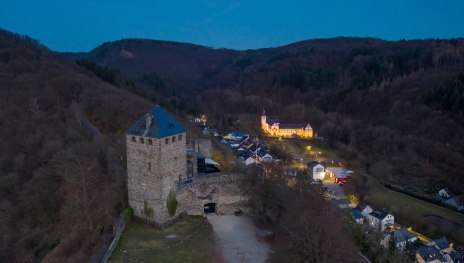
[207,214,272,263]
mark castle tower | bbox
[261,110,267,130]
[126,105,187,225]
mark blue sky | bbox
[1,0,463,52]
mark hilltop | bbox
[68,36,464,195]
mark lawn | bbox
[366,186,464,245]
[110,216,214,263]
[265,137,340,165]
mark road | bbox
[207,214,272,263]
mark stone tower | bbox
[126,105,187,225]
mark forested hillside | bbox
[0,29,152,262]
[71,37,464,194]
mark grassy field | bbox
[366,185,464,245]
[264,137,341,166]
[110,216,214,263]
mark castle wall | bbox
[176,179,251,215]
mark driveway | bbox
[207,214,272,263]
[323,178,345,198]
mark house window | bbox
[178,134,182,141]
[148,139,153,145]
[172,136,176,143]
[140,137,144,144]
[147,162,151,171]
[131,136,136,142]
[165,138,169,144]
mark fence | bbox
[98,214,125,263]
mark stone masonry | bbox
[126,106,186,225]
[126,105,250,226]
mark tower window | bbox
[178,134,182,141]
[165,138,169,144]
[172,136,176,143]
[148,139,153,145]
[140,137,144,144]
[147,162,151,171]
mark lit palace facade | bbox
[261,111,313,138]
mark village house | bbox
[351,209,364,224]
[416,245,446,263]
[367,208,394,232]
[307,161,325,181]
[326,167,353,184]
[333,198,351,209]
[450,250,464,263]
[427,237,453,254]
[438,188,453,199]
[444,195,464,211]
[381,228,417,251]
[355,203,374,217]
[244,156,256,166]
[261,110,313,138]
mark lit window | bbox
[165,138,169,144]
[140,137,144,144]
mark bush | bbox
[142,201,154,220]
[166,192,178,217]
[123,206,134,222]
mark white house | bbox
[381,228,417,251]
[438,188,452,199]
[367,209,394,232]
[307,161,325,180]
[244,157,256,166]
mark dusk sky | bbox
[2,0,464,52]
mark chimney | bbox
[145,114,151,129]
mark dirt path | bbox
[207,214,272,263]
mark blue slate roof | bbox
[369,209,390,220]
[418,246,445,262]
[433,237,450,250]
[126,105,186,138]
[266,118,280,125]
[393,228,416,243]
[352,208,364,219]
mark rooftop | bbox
[326,167,353,179]
[418,246,445,262]
[266,118,280,125]
[126,105,186,138]
[432,237,450,250]
[393,228,417,243]
[352,208,364,219]
[369,209,391,220]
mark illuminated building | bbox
[261,110,313,138]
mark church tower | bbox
[261,110,267,130]
[126,105,187,225]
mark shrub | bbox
[123,206,134,222]
[166,192,178,217]
[142,201,154,220]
